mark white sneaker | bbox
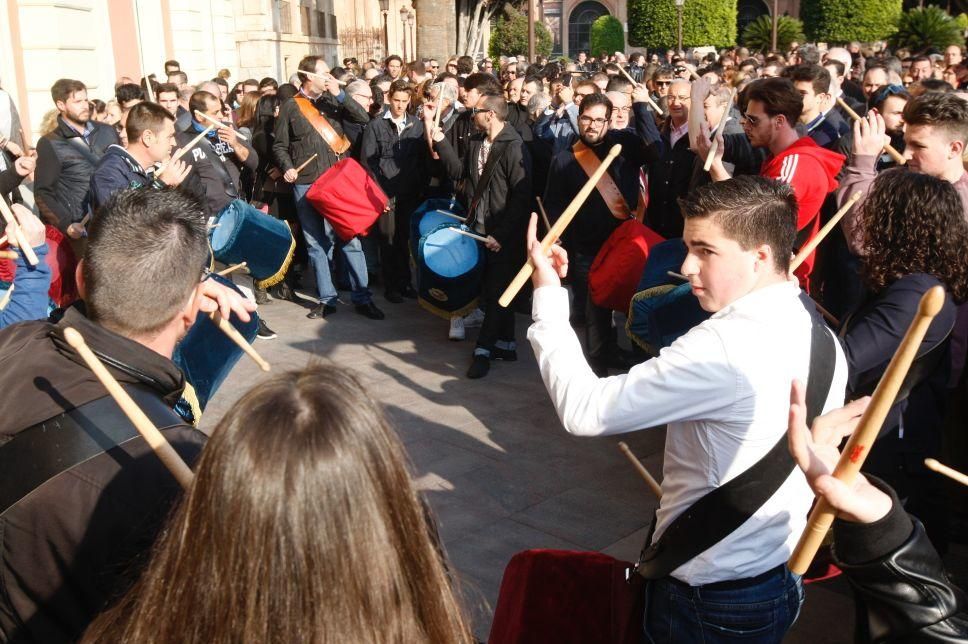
[449,316,465,341]
[463,308,485,328]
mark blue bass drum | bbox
[172,273,260,425]
[626,239,710,357]
[416,222,484,320]
[409,197,466,261]
[210,200,295,288]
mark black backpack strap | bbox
[0,387,185,516]
[636,301,837,580]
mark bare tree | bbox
[457,0,520,57]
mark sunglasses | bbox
[655,80,672,87]
[470,107,492,115]
[742,112,764,125]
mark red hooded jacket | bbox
[761,136,844,291]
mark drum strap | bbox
[0,386,184,517]
[294,97,351,156]
[573,141,646,223]
[635,301,836,580]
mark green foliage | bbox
[741,15,806,53]
[955,13,968,32]
[590,15,626,58]
[801,0,901,42]
[628,0,737,50]
[488,6,553,59]
[889,6,964,52]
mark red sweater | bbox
[761,136,844,291]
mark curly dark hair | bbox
[860,168,968,302]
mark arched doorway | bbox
[737,0,770,37]
[568,1,609,58]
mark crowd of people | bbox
[0,37,966,642]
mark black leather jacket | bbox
[833,477,968,642]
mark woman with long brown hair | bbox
[81,366,473,644]
[839,168,968,554]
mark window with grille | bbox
[278,0,292,33]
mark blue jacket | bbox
[0,244,50,329]
[89,145,162,212]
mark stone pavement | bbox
[198,282,902,643]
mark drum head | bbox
[210,207,239,253]
[423,226,480,278]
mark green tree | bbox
[889,6,964,52]
[741,15,806,53]
[590,15,626,58]
[801,0,901,42]
[628,0,737,50]
[488,6,553,58]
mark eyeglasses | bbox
[741,112,763,125]
[430,65,439,69]
[470,107,492,115]
[578,115,607,126]
[655,80,672,87]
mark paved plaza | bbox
[197,280,960,642]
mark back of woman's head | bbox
[82,365,471,644]
[861,168,968,301]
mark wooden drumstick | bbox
[209,312,270,372]
[157,124,215,176]
[0,250,17,260]
[0,199,39,266]
[617,67,663,115]
[499,144,623,308]
[293,153,318,174]
[145,75,155,103]
[438,211,467,222]
[790,192,863,272]
[618,441,663,499]
[0,283,14,309]
[535,196,553,233]
[216,262,247,277]
[62,327,194,490]
[703,87,737,172]
[194,111,249,141]
[0,234,7,245]
[297,69,347,86]
[788,285,946,574]
[449,227,489,243]
[432,88,444,135]
[837,97,905,165]
[925,458,968,487]
[667,270,687,281]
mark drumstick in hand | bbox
[703,87,737,172]
[788,286,946,574]
[216,262,247,277]
[925,458,968,486]
[838,98,905,165]
[209,312,270,372]
[0,284,14,309]
[0,199,39,266]
[790,192,862,272]
[194,111,249,141]
[293,153,318,174]
[157,124,215,176]
[449,227,490,243]
[297,69,347,86]
[63,327,195,490]
[499,144,623,308]
[535,196,553,233]
[617,67,663,115]
[618,442,662,499]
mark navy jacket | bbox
[89,145,162,212]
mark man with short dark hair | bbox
[526,174,848,642]
[115,83,144,110]
[456,55,475,77]
[34,79,120,240]
[701,77,845,290]
[164,59,180,74]
[156,82,190,131]
[428,92,531,378]
[862,65,890,102]
[384,55,404,81]
[910,56,933,83]
[446,72,503,159]
[783,64,850,151]
[167,70,189,89]
[0,187,254,644]
[258,77,278,95]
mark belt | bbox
[667,564,786,592]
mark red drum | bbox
[589,219,665,313]
[489,549,644,644]
[0,224,78,308]
[305,158,389,242]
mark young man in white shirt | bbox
[526,175,848,642]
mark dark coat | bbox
[645,122,697,239]
[175,123,258,216]
[34,116,120,230]
[0,306,206,644]
[88,145,163,211]
[434,122,532,262]
[272,91,348,185]
[359,112,430,200]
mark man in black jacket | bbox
[541,93,661,375]
[643,79,696,238]
[34,79,120,241]
[360,80,430,302]
[428,93,532,379]
[0,188,254,644]
[274,55,383,320]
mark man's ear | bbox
[75,259,86,300]
[178,283,204,336]
[949,138,965,160]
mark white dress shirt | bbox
[527,280,847,585]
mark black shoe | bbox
[467,355,490,379]
[256,318,277,339]
[355,302,386,320]
[272,281,297,302]
[401,284,418,299]
[384,290,404,304]
[491,347,518,361]
[307,303,337,319]
[254,286,271,305]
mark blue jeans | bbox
[293,183,371,305]
[643,566,803,643]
